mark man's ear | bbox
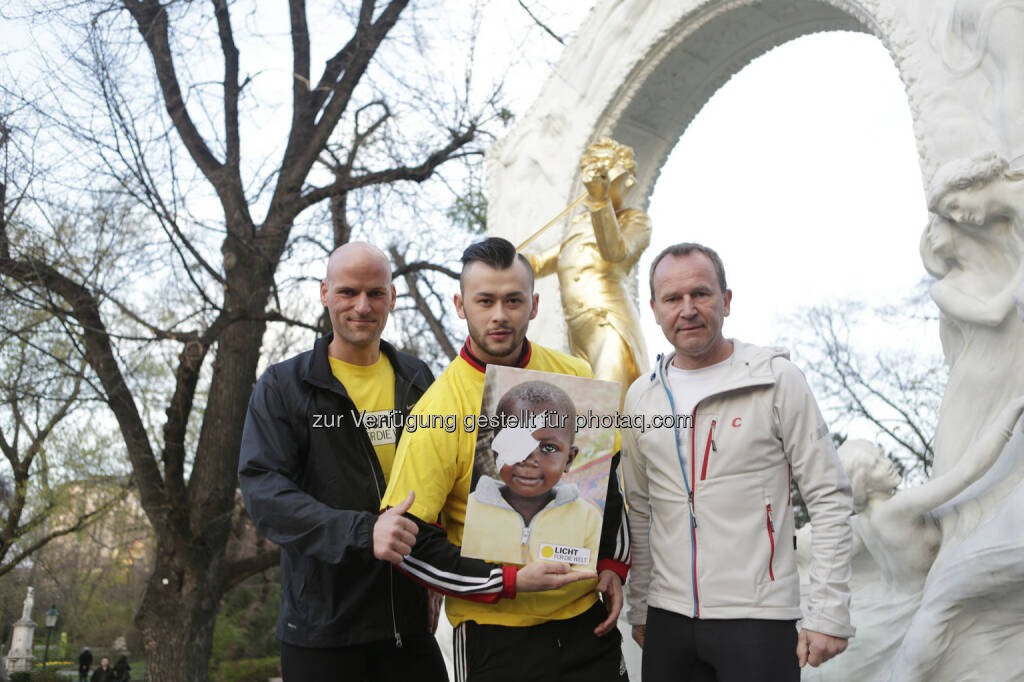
[564,445,579,472]
[388,284,397,311]
[723,289,732,317]
[320,280,329,307]
[454,292,466,320]
[529,292,540,320]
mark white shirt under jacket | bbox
[622,340,856,638]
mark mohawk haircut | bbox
[460,237,535,290]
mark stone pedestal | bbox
[6,617,36,673]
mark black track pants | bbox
[454,601,628,682]
[280,634,448,682]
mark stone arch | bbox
[486,0,947,345]
[589,0,885,208]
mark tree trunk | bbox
[136,537,224,681]
[135,262,272,681]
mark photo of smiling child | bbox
[460,367,620,570]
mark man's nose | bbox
[678,296,697,317]
[491,302,510,322]
[354,293,372,313]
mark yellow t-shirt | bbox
[329,353,397,480]
[383,342,612,627]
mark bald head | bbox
[326,242,392,285]
[320,242,396,365]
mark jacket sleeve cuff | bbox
[626,601,648,626]
[801,614,856,639]
[597,558,630,583]
[501,565,518,600]
[357,512,376,552]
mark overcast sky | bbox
[639,31,935,363]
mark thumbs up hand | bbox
[373,491,419,565]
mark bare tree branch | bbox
[296,125,476,214]
[390,246,456,360]
[220,547,281,591]
[273,0,410,212]
[0,251,167,522]
[212,0,241,172]
[0,479,130,578]
[517,1,565,45]
[123,1,225,181]
[794,302,943,480]
[392,260,459,281]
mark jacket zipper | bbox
[690,407,700,617]
[521,521,532,564]
[699,419,717,480]
[327,367,411,648]
[766,504,776,582]
[655,356,700,619]
[361,436,402,647]
[384,377,408,648]
[655,353,781,621]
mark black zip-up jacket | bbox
[239,335,434,648]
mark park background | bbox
[0,1,941,679]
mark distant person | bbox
[91,657,115,682]
[461,380,602,569]
[113,655,131,682]
[78,647,94,682]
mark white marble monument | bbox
[486,1,1024,679]
[6,587,36,673]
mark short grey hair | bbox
[648,242,727,298]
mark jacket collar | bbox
[647,340,788,405]
[303,334,431,396]
[459,337,532,373]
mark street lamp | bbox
[43,604,59,667]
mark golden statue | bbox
[524,137,651,401]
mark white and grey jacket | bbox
[622,340,855,638]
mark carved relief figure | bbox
[939,0,1024,167]
[920,152,1024,483]
[525,138,651,399]
[845,397,1022,588]
[891,407,1024,679]
[801,399,1024,680]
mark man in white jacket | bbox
[622,243,855,681]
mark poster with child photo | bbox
[460,365,620,571]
